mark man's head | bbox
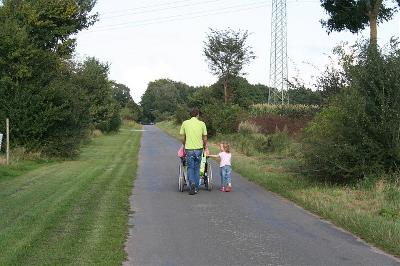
[190,107,200,118]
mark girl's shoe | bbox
[219,187,225,192]
[225,186,232,192]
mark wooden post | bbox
[6,118,9,165]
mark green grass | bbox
[157,120,400,257]
[0,124,142,265]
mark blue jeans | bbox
[220,165,232,187]
[186,149,203,189]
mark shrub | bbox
[302,42,400,182]
[200,104,247,136]
[302,88,383,181]
[267,129,291,153]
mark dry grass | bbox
[123,120,140,128]
[238,121,260,134]
[0,155,6,165]
[91,129,103,138]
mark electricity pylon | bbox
[268,0,289,105]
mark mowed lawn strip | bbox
[0,125,141,265]
[157,120,400,257]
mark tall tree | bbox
[140,79,180,122]
[203,28,255,104]
[111,82,132,108]
[75,57,121,132]
[2,0,97,58]
[320,0,400,48]
[0,0,99,156]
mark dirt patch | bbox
[249,115,312,136]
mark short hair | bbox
[190,107,200,117]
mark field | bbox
[0,124,141,265]
[157,120,400,257]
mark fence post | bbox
[6,118,9,165]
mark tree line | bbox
[0,0,140,157]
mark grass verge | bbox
[157,120,400,257]
[0,123,142,265]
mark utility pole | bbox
[268,0,289,105]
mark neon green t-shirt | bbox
[180,117,207,150]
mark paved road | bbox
[124,126,399,266]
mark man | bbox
[180,108,208,195]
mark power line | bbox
[81,0,320,33]
[100,0,318,16]
[100,0,214,15]
[88,1,269,32]
[100,0,229,20]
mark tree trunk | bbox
[369,13,378,48]
[223,77,228,104]
[369,0,382,49]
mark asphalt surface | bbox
[124,126,399,266]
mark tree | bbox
[74,58,121,132]
[2,0,97,58]
[111,82,132,108]
[211,76,269,108]
[287,80,323,105]
[320,0,400,48]
[0,0,99,156]
[303,41,400,181]
[203,28,255,104]
[140,79,181,122]
[111,82,142,122]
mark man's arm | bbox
[202,122,208,148]
[203,135,208,148]
[179,122,185,146]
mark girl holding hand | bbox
[208,143,232,192]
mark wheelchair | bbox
[178,152,213,192]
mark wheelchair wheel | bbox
[207,162,213,191]
[178,162,185,192]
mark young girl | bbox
[209,142,232,192]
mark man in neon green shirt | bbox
[180,108,208,195]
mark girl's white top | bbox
[219,152,232,167]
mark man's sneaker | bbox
[225,186,232,192]
[219,187,225,192]
[195,187,199,194]
[189,184,196,195]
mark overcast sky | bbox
[75,0,400,103]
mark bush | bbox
[268,129,291,153]
[302,42,400,182]
[174,105,190,124]
[0,75,91,157]
[200,104,247,136]
[302,88,383,181]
